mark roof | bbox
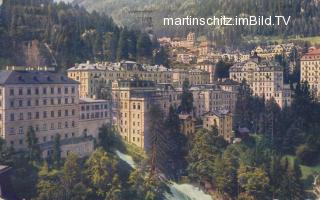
[0,165,11,175]
[39,136,94,150]
[204,109,231,117]
[0,71,79,85]
[179,114,192,120]
[79,98,109,103]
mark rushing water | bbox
[115,150,213,200]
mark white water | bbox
[115,150,213,200]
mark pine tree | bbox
[180,79,193,114]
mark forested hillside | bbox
[73,0,320,46]
[0,0,158,70]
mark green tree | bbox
[26,126,41,162]
[187,128,227,183]
[85,148,119,199]
[180,79,193,114]
[238,165,269,200]
[52,133,61,168]
[98,124,123,152]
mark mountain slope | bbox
[72,0,320,46]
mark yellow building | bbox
[203,110,233,142]
[229,57,292,108]
[68,61,173,98]
[179,114,196,136]
[190,81,238,118]
[111,79,180,150]
[172,68,210,87]
[301,48,320,99]
[252,43,294,60]
[196,61,216,83]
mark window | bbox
[71,87,75,94]
[51,99,54,105]
[35,88,39,95]
[10,113,14,121]
[10,100,14,107]
[27,100,31,106]
[19,100,23,107]
[51,111,54,117]
[27,88,31,95]
[65,98,68,104]
[51,87,54,94]
[50,123,54,130]
[43,87,47,95]
[35,112,40,119]
[18,127,23,134]
[28,112,32,120]
[43,111,47,118]
[35,99,39,106]
[43,99,47,105]
[43,124,47,131]
[58,110,61,117]
[10,89,14,96]
[72,109,75,116]
[65,121,68,128]
[65,110,68,116]
[58,98,61,104]
[58,87,61,94]
[19,88,23,95]
[58,122,62,129]
[64,87,68,94]
[9,127,14,134]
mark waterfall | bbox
[116,150,213,200]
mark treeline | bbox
[0,124,166,200]
[0,0,167,70]
[235,80,320,166]
[73,0,320,47]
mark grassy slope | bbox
[244,35,320,46]
[285,155,320,189]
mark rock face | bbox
[23,40,48,66]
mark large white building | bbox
[0,71,111,158]
[229,57,292,108]
[301,48,320,99]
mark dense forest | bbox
[0,0,163,70]
[73,0,320,46]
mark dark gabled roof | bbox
[0,71,79,85]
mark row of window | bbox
[9,86,76,96]
[8,98,75,108]
[9,122,76,136]
[81,111,109,119]
[9,132,76,146]
[81,104,109,111]
[10,109,76,121]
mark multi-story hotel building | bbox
[301,48,320,99]
[0,71,80,150]
[190,81,239,118]
[79,98,112,138]
[251,43,295,60]
[172,69,210,87]
[229,57,292,108]
[111,80,158,150]
[67,61,172,98]
[0,71,110,158]
[195,61,216,83]
[203,110,233,142]
[111,78,238,149]
[68,60,211,98]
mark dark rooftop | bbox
[0,71,79,85]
